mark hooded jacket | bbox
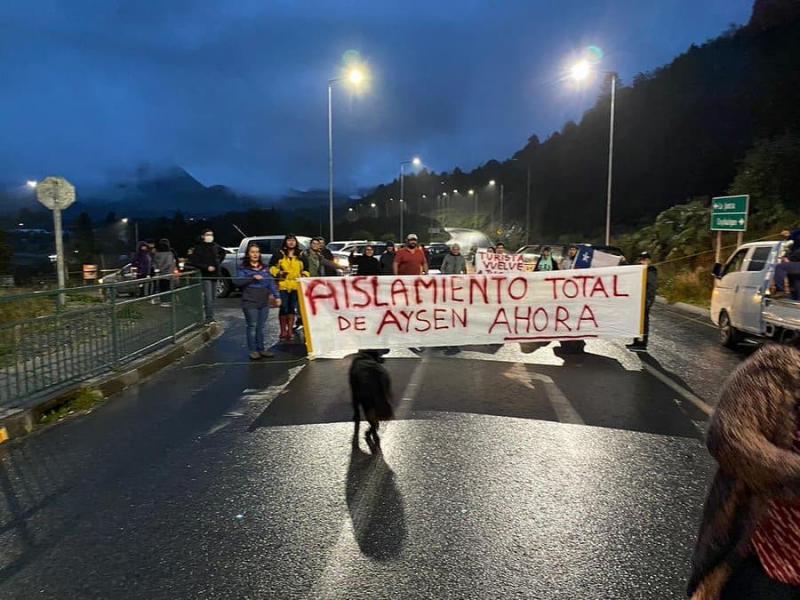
[188,241,226,278]
[688,344,800,599]
[268,250,309,292]
[131,244,152,278]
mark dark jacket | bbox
[350,255,380,276]
[349,350,394,421]
[131,244,152,279]
[188,242,226,278]
[379,252,396,275]
[152,251,175,275]
[645,265,658,307]
[304,250,338,277]
[234,263,280,309]
[688,344,800,599]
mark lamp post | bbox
[570,60,616,245]
[328,66,366,243]
[399,156,421,241]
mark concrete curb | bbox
[0,323,223,443]
[655,296,710,320]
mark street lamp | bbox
[26,180,37,189]
[399,156,421,241]
[570,58,616,245]
[488,180,505,233]
[328,65,368,243]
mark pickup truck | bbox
[711,240,799,347]
[216,235,311,297]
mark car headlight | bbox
[335,257,349,268]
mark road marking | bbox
[504,363,584,425]
[204,364,306,436]
[641,362,713,416]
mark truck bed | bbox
[763,297,800,332]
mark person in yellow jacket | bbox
[269,234,310,341]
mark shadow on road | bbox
[345,427,407,561]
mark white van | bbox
[711,240,800,347]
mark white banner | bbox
[476,251,525,274]
[299,266,646,358]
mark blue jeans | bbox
[774,261,800,299]
[202,280,216,321]
[279,290,299,316]
[243,306,270,352]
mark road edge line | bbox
[640,362,713,416]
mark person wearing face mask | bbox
[269,234,310,341]
[394,234,428,276]
[188,229,227,324]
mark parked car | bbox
[98,263,140,297]
[711,240,799,347]
[424,243,451,273]
[217,235,311,297]
[326,240,368,254]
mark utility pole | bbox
[525,165,531,245]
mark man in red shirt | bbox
[394,234,428,276]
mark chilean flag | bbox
[573,245,594,269]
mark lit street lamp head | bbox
[489,180,496,186]
[570,60,592,82]
[347,68,364,85]
[468,190,474,195]
[26,180,37,189]
[412,156,422,167]
[121,218,129,224]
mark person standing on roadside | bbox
[304,238,337,278]
[394,234,428,276]
[627,252,657,352]
[188,229,227,324]
[379,242,396,275]
[235,243,281,360]
[688,340,800,600]
[534,247,559,272]
[440,244,467,275]
[152,239,177,304]
[269,234,309,342]
[494,242,507,255]
[350,244,381,276]
[131,241,153,297]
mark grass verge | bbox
[39,387,105,426]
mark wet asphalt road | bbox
[0,299,746,599]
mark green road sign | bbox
[710,195,749,232]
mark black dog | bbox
[349,349,394,451]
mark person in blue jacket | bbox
[234,243,281,360]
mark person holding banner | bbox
[269,234,309,342]
[379,242,396,275]
[494,242,507,255]
[440,244,467,275]
[349,245,381,276]
[628,252,658,352]
[394,234,428,276]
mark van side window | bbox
[721,249,748,277]
[746,247,772,272]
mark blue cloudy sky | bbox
[0,0,754,194]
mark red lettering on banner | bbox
[574,275,592,297]
[514,306,531,334]
[508,277,528,301]
[433,308,448,330]
[414,278,437,304]
[453,308,467,328]
[470,278,489,304]
[577,304,599,330]
[391,279,410,306]
[491,276,506,303]
[342,279,351,309]
[533,307,549,332]
[414,309,432,332]
[354,316,367,331]
[371,277,388,307]
[546,277,566,300]
[613,275,629,297]
[563,279,579,299]
[399,310,414,332]
[377,310,403,335]
[489,308,512,335]
[337,316,351,331]
[351,277,371,308]
[590,277,609,298]
[304,280,339,316]
[451,277,465,303]
[555,306,572,331]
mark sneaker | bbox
[249,351,261,360]
[259,350,274,359]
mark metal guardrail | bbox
[0,272,205,407]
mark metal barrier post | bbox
[170,276,178,343]
[109,285,120,368]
